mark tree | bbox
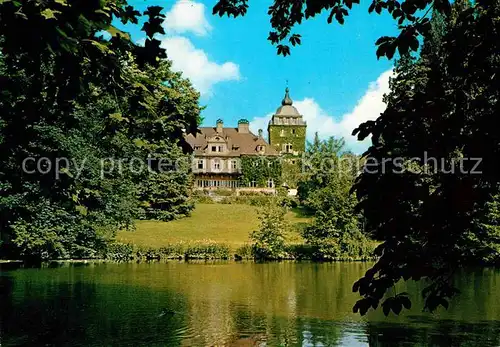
[299,136,371,259]
[251,198,289,259]
[298,133,351,212]
[0,1,200,260]
[350,0,500,315]
[212,0,453,59]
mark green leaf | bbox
[75,205,88,216]
[87,40,113,54]
[109,112,128,122]
[41,9,61,20]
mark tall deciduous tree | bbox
[351,0,500,315]
[0,1,200,260]
[299,135,371,260]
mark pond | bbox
[1,262,500,346]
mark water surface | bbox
[1,262,500,346]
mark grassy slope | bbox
[116,203,312,248]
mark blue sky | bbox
[117,0,399,153]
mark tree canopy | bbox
[0,0,201,260]
[350,0,500,315]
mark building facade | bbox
[185,88,306,190]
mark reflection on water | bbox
[1,262,500,346]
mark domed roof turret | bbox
[282,87,293,106]
[275,87,300,117]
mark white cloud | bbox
[250,70,393,154]
[163,0,212,36]
[160,36,240,97]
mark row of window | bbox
[195,145,260,153]
[275,118,302,125]
[211,145,224,152]
[279,129,297,136]
[196,159,238,171]
[196,180,240,188]
[195,179,275,188]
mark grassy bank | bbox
[116,203,311,249]
[113,203,375,262]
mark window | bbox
[218,145,223,152]
[267,179,274,188]
[197,160,204,169]
[211,146,217,152]
[213,159,221,170]
[257,145,265,152]
[291,129,296,135]
[280,129,285,137]
[284,144,293,153]
[231,160,237,170]
[291,160,296,165]
[194,145,201,150]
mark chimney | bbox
[216,119,223,133]
[258,129,263,138]
[237,119,249,133]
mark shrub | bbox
[103,241,230,261]
[235,244,254,259]
[285,244,315,260]
[193,195,215,204]
[239,190,275,196]
[214,189,234,196]
[105,242,135,261]
[185,242,231,259]
[251,199,289,260]
[303,219,375,261]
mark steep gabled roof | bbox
[185,127,278,156]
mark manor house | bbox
[185,88,307,189]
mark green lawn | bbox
[116,203,312,248]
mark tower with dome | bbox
[267,87,307,156]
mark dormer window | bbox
[210,145,224,152]
[257,145,265,153]
[232,145,240,151]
